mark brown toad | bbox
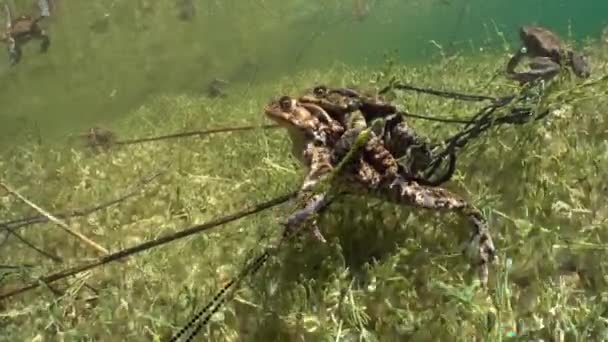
[299,85,363,128]
[506,25,590,84]
[1,5,50,65]
[266,94,401,184]
[300,85,440,183]
[80,127,116,151]
[265,95,496,286]
[300,85,397,124]
[264,95,345,191]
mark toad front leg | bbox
[379,178,496,286]
[280,192,333,245]
[301,143,334,192]
[296,128,375,242]
[295,144,335,243]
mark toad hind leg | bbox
[380,177,496,286]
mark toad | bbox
[506,25,590,84]
[1,5,50,65]
[265,95,496,286]
[300,85,397,123]
[300,85,442,183]
[264,95,344,184]
[80,127,116,151]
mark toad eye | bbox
[279,96,293,111]
[313,86,328,97]
[520,46,528,54]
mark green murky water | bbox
[0,0,606,147]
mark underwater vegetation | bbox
[2,0,608,341]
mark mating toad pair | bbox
[264,85,496,286]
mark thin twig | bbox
[1,224,65,296]
[0,191,298,301]
[114,124,280,146]
[0,182,109,255]
[0,167,163,297]
[2,224,62,262]
[1,170,163,230]
[380,80,499,102]
[0,264,34,269]
[400,111,474,124]
[2,223,101,297]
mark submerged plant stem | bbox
[115,124,280,146]
[0,182,110,255]
[0,191,297,301]
[0,170,164,231]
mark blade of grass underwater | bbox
[0,191,296,300]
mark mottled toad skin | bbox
[265,94,496,286]
[264,95,343,167]
[299,85,436,180]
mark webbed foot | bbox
[382,178,497,286]
[301,143,333,192]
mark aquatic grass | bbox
[1,37,608,341]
